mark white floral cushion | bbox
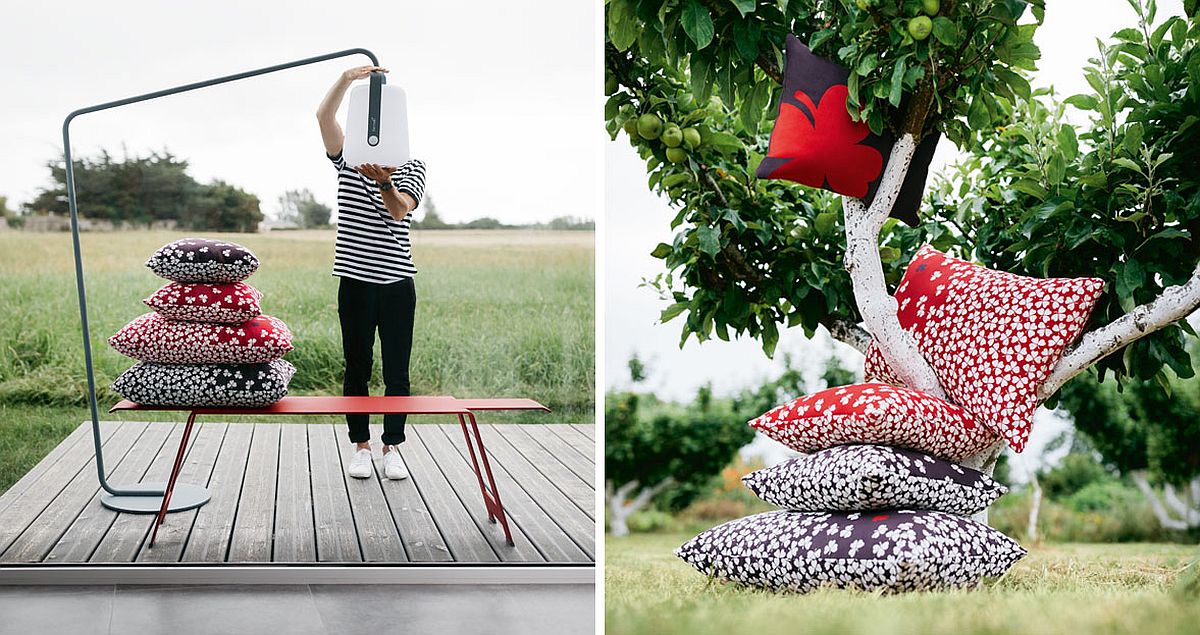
[109,313,293,364]
[676,509,1026,593]
[743,445,1007,516]
[145,237,260,283]
[143,281,263,324]
[111,360,296,408]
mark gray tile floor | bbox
[0,584,595,634]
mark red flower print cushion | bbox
[863,246,1106,452]
[754,35,939,226]
[749,383,998,463]
[143,282,263,324]
[109,313,293,364]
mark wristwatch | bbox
[378,180,394,192]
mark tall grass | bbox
[0,230,594,418]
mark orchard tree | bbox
[605,0,1200,480]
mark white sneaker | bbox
[348,448,374,479]
[383,446,409,480]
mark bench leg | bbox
[457,413,514,546]
[149,411,197,548]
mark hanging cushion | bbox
[675,509,1026,593]
[749,383,996,463]
[145,237,260,283]
[754,34,939,225]
[864,246,1106,452]
[109,313,293,364]
[111,359,296,408]
[743,444,1007,516]
[143,281,263,324]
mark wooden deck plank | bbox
[272,423,316,562]
[42,423,175,563]
[369,424,452,562]
[452,424,594,558]
[426,424,589,562]
[492,425,594,518]
[335,436,406,563]
[517,424,595,484]
[308,424,361,563]
[0,421,149,563]
[571,424,595,440]
[546,424,594,461]
[400,427,502,562]
[0,421,94,518]
[227,423,281,562]
[132,422,227,563]
[0,422,119,547]
[181,423,254,562]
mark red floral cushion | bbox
[754,34,938,226]
[864,246,1105,452]
[109,313,293,364]
[143,282,263,324]
[749,383,998,463]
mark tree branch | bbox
[842,135,947,399]
[823,317,871,354]
[1038,262,1200,399]
[1132,470,1192,530]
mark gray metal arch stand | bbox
[63,48,380,514]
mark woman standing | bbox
[316,65,426,480]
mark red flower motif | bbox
[764,85,883,198]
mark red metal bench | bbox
[109,396,550,548]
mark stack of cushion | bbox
[109,238,296,408]
[676,247,1107,593]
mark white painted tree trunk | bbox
[606,477,674,537]
[1131,471,1200,530]
[841,135,947,401]
[1026,474,1042,543]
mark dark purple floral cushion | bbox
[111,360,295,408]
[743,445,1007,516]
[146,238,260,283]
[676,510,1026,593]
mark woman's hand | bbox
[356,163,397,184]
[341,66,388,84]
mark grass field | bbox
[606,533,1200,635]
[0,229,594,493]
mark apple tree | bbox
[605,0,1200,477]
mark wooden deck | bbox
[0,420,595,565]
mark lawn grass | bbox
[605,532,1200,635]
[0,229,594,493]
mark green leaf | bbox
[690,53,713,102]
[606,0,638,51]
[708,131,744,156]
[1065,94,1099,111]
[994,67,1031,101]
[729,0,756,17]
[814,211,837,237]
[888,58,907,107]
[1012,179,1048,200]
[1116,258,1145,310]
[680,0,715,50]
[967,95,990,130]
[733,19,762,61]
[809,28,835,52]
[650,242,674,259]
[696,225,720,256]
[1056,125,1079,161]
[931,17,959,46]
[660,302,689,323]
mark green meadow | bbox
[0,229,594,493]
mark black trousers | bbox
[338,276,416,446]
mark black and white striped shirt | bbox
[327,152,427,283]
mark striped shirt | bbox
[327,152,427,283]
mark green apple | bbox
[855,0,873,10]
[666,147,688,163]
[908,15,932,41]
[660,124,683,147]
[622,118,638,137]
[922,0,940,15]
[636,113,663,140]
[682,127,702,149]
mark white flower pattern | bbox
[109,313,293,364]
[145,238,260,283]
[143,281,263,324]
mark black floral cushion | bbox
[743,445,1007,516]
[676,510,1025,593]
[111,359,296,408]
[145,238,260,283]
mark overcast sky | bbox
[605,0,1185,472]
[0,0,598,225]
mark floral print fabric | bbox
[749,383,998,463]
[743,444,1007,516]
[143,281,263,324]
[109,313,293,364]
[145,237,260,283]
[864,246,1106,452]
[676,510,1026,593]
[112,360,296,408]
